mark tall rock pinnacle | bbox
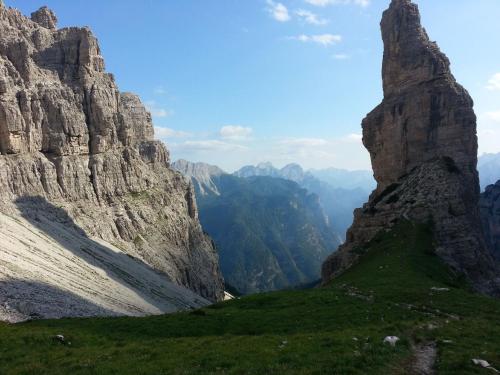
[322,0,500,295]
[367,0,479,196]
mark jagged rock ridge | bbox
[322,0,500,295]
[0,3,224,320]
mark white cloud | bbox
[154,127,192,139]
[279,137,329,147]
[220,125,253,140]
[305,0,370,7]
[266,0,290,22]
[145,100,173,118]
[289,34,342,46]
[295,9,328,25]
[483,111,500,123]
[478,111,500,154]
[486,73,500,91]
[342,133,362,142]
[333,53,350,60]
[168,133,371,173]
[271,134,369,170]
[305,0,332,6]
[171,140,248,152]
[151,109,172,118]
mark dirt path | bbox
[411,342,437,375]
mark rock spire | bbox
[322,0,500,295]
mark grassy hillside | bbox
[1,222,499,374]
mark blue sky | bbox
[6,0,500,171]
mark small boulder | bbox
[383,336,400,347]
[472,359,499,373]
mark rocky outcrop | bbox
[30,6,57,30]
[0,3,224,319]
[322,0,500,295]
[173,159,225,196]
[481,181,500,260]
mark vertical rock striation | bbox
[0,4,224,308]
[481,181,500,260]
[322,0,500,294]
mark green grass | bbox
[1,222,499,374]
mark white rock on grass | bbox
[383,336,400,347]
[472,359,499,373]
[431,287,450,292]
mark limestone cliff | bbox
[481,181,500,260]
[0,3,224,320]
[322,0,500,295]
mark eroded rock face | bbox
[367,0,479,196]
[481,181,500,260]
[322,0,500,295]
[31,6,57,30]
[0,5,224,308]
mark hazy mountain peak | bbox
[172,160,227,196]
[478,153,500,191]
[173,160,226,179]
[234,162,280,179]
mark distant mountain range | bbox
[174,156,500,295]
[235,162,375,238]
[233,155,499,192]
[235,162,376,191]
[479,153,500,191]
[173,160,343,294]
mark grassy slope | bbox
[1,222,499,374]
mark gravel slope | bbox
[0,211,209,323]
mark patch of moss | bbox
[128,191,151,200]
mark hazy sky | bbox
[6,0,500,171]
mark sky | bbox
[5,0,500,172]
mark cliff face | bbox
[481,181,500,260]
[322,0,500,295]
[0,3,224,317]
[367,0,479,196]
